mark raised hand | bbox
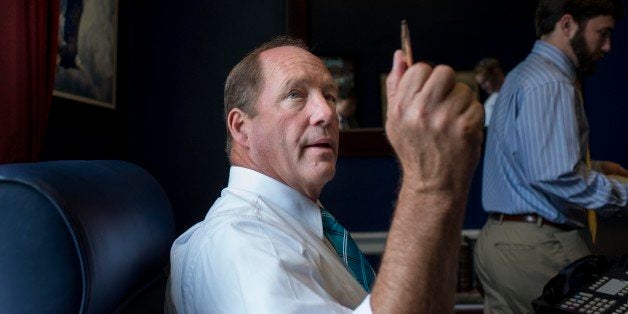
[371,50,485,314]
[385,50,484,195]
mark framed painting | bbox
[320,55,360,130]
[320,56,356,98]
[53,0,118,109]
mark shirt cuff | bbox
[354,294,373,314]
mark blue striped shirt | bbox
[482,40,628,226]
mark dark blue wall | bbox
[585,7,628,167]
[123,0,286,233]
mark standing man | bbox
[166,36,484,313]
[475,0,628,313]
[474,58,504,127]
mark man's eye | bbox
[288,91,303,99]
[599,29,611,38]
[325,94,337,103]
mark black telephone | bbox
[532,254,628,313]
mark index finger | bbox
[386,49,408,103]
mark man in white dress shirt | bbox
[474,58,504,127]
[166,36,484,313]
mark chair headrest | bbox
[0,160,175,313]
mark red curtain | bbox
[0,0,60,163]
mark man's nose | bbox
[310,94,335,126]
[601,38,611,53]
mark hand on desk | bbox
[593,161,628,177]
[608,174,628,184]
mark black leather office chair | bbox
[0,160,175,314]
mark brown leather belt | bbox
[490,213,575,231]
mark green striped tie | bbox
[321,207,375,292]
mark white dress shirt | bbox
[166,166,372,313]
[483,92,498,127]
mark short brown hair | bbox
[535,0,624,37]
[223,36,308,157]
[474,58,502,77]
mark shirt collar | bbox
[532,40,577,83]
[227,166,324,238]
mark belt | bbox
[489,213,575,231]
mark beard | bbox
[570,30,598,77]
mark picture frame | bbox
[320,56,357,99]
[320,55,359,130]
[53,0,118,109]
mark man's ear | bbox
[559,14,579,39]
[227,108,251,148]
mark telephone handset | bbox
[532,254,628,313]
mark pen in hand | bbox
[401,20,413,67]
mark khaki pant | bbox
[474,218,593,314]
